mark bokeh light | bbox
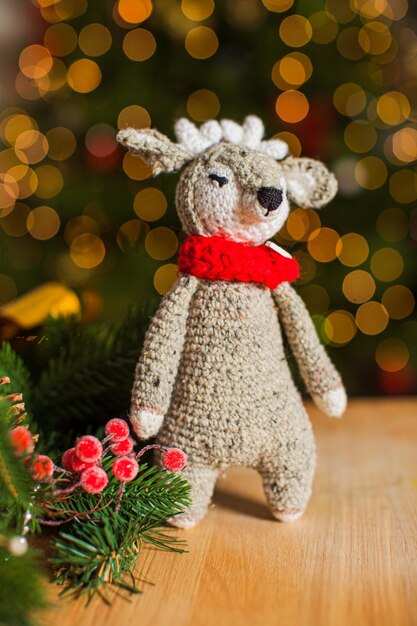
[117,105,151,129]
[185,27,219,59]
[279,15,312,48]
[186,89,220,121]
[19,45,53,80]
[389,170,417,203]
[123,29,156,61]
[134,188,167,222]
[275,90,309,124]
[333,83,367,116]
[79,23,112,57]
[181,0,214,21]
[262,0,294,12]
[336,233,369,266]
[70,233,106,269]
[34,164,64,199]
[342,270,376,304]
[354,156,387,190]
[117,219,149,252]
[117,0,153,24]
[381,286,415,320]
[356,301,389,335]
[27,205,60,240]
[154,263,178,295]
[376,208,408,242]
[370,247,404,282]
[122,153,152,180]
[44,23,77,56]
[323,310,357,346]
[307,228,340,263]
[67,59,102,93]
[376,338,409,373]
[145,227,178,260]
[45,127,76,161]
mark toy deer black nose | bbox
[257,187,283,214]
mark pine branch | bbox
[31,304,157,446]
[48,459,190,604]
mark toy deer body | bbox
[118,116,346,528]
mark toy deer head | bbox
[117,115,337,245]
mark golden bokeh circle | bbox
[117,105,151,130]
[79,23,112,57]
[186,89,220,122]
[44,23,78,57]
[370,247,404,282]
[27,205,60,240]
[342,270,375,304]
[122,153,152,180]
[154,263,178,295]
[354,156,387,190]
[70,233,106,269]
[389,170,417,204]
[45,127,76,161]
[145,227,178,260]
[336,233,369,267]
[307,227,340,263]
[185,27,219,60]
[181,0,214,21]
[381,285,415,320]
[275,90,309,124]
[344,120,377,154]
[356,301,389,335]
[67,59,102,94]
[123,29,156,62]
[117,0,153,24]
[134,187,167,221]
[279,15,312,48]
[333,83,366,117]
[34,164,64,199]
[323,310,357,346]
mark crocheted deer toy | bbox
[117,116,347,528]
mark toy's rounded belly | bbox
[158,281,297,465]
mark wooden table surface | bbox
[41,398,417,626]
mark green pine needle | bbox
[49,460,191,604]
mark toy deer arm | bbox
[130,275,198,439]
[273,281,347,417]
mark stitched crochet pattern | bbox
[118,115,346,528]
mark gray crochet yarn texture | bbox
[117,116,347,528]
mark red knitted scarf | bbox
[178,235,299,290]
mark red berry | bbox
[9,426,35,456]
[80,466,108,494]
[112,456,139,482]
[75,435,102,463]
[62,448,76,471]
[61,448,94,473]
[31,455,54,481]
[110,436,134,456]
[161,448,187,472]
[104,418,130,442]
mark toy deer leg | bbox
[258,416,316,523]
[168,465,218,529]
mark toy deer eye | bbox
[208,173,228,187]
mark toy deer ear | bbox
[116,128,193,175]
[281,157,338,209]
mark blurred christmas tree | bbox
[0,0,416,395]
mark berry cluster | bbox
[8,399,187,498]
[59,418,187,495]
[9,425,54,481]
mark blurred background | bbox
[0,0,416,396]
